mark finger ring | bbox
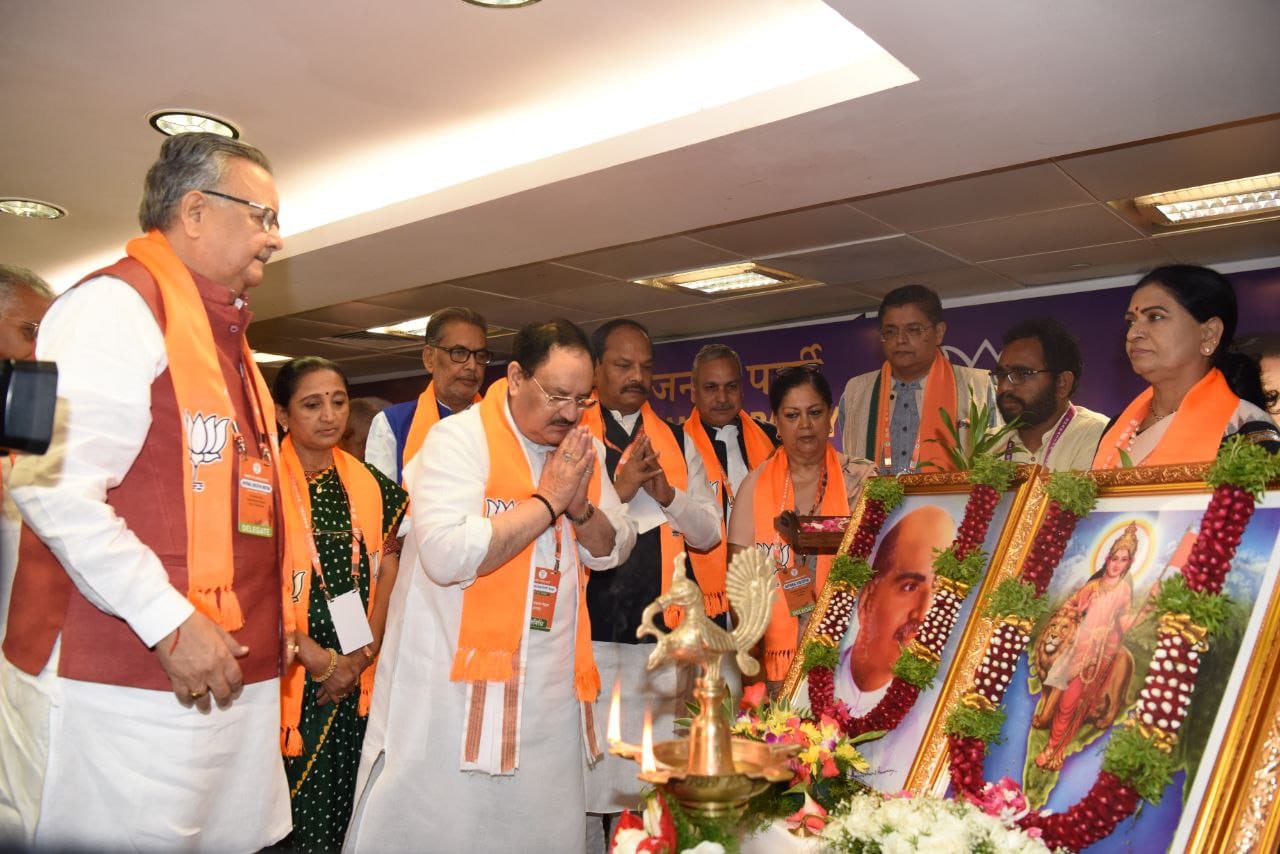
[563,452,575,461]
[191,689,207,700]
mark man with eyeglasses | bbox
[578,319,720,829]
[837,284,993,473]
[0,264,53,362]
[347,319,635,853]
[2,133,290,849]
[365,306,490,485]
[0,265,55,643]
[993,318,1108,471]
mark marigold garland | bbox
[805,459,1015,739]
[945,441,1280,852]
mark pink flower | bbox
[973,776,1030,824]
[821,755,839,779]
[740,682,768,712]
[784,793,828,837]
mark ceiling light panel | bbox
[0,198,66,219]
[148,110,239,139]
[634,262,816,297]
[1132,172,1280,229]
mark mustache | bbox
[621,383,648,395]
[549,417,576,428]
[895,621,921,643]
[997,393,1025,408]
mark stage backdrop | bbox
[351,266,1280,448]
[646,267,1280,449]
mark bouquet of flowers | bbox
[821,788,1054,853]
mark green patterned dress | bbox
[284,462,407,852]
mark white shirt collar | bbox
[609,408,642,434]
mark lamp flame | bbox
[641,706,656,774]
[607,680,622,745]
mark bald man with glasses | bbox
[836,284,993,473]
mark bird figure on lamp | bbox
[636,548,775,687]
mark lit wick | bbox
[641,706,657,773]
[607,679,622,746]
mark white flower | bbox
[681,843,725,854]
[611,828,646,854]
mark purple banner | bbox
[649,266,1280,448]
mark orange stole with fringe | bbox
[1093,368,1240,469]
[455,379,602,771]
[753,445,849,681]
[278,438,385,756]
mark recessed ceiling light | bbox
[367,316,433,339]
[148,110,240,139]
[0,198,67,219]
[1125,172,1280,231]
[461,0,541,7]
[634,262,816,298]
[251,351,291,364]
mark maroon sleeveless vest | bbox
[4,257,282,688]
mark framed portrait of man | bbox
[780,466,1038,793]
[911,463,1280,853]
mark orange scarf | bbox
[682,409,776,616]
[582,402,690,625]
[1093,368,1239,469]
[401,381,481,484]
[754,445,849,680]
[125,230,276,631]
[453,378,602,696]
[873,350,959,473]
[279,438,385,755]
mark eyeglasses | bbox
[434,344,493,366]
[528,374,598,410]
[879,323,935,342]
[201,189,280,233]
[990,367,1053,386]
[1,315,39,342]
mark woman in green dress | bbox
[273,357,408,852]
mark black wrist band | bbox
[530,493,557,525]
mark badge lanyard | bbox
[530,518,566,632]
[1004,404,1076,463]
[772,461,828,616]
[878,386,923,475]
[237,364,274,464]
[284,469,364,599]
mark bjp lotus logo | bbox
[184,411,231,492]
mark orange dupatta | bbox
[279,437,385,755]
[582,402,690,625]
[126,230,277,630]
[401,381,481,484]
[873,350,959,473]
[1092,368,1239,469]
[683,408,777,615]
[755,445,849,680]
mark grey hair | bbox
[692,343,742,377]
[0,264,55,308]
[138,133,273,232]
[425,306,488,345]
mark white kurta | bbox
[346,401,636,854]
[0,276,289,851]
[1003,403,1110,471]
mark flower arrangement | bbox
[946,440,1280,851]
[820,790,1052,853]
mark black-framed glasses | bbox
[879,322,935,342]
[528,374,598,410]
[990,367,1053,386]
[1,315,39,342]
[201,189,280,233]
[434,344,493,366]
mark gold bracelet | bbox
[569,501,595,526]
[314,647,339,683]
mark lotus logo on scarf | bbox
[292,570,306,603]
[184,411,231,492]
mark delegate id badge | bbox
[776,565,814,616]
[237,456,275,537]
[529,566,562,632]
[327,588,374,654]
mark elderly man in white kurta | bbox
[346,320,636,854]
[0,134,289,850]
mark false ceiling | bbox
[3,0,1279,381]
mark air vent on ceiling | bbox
[318,330,423,351]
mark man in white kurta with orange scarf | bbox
[346,319,636,853]
[0,134,291,850]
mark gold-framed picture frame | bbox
[778,464,1039,794]
[908,462,1280,853]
